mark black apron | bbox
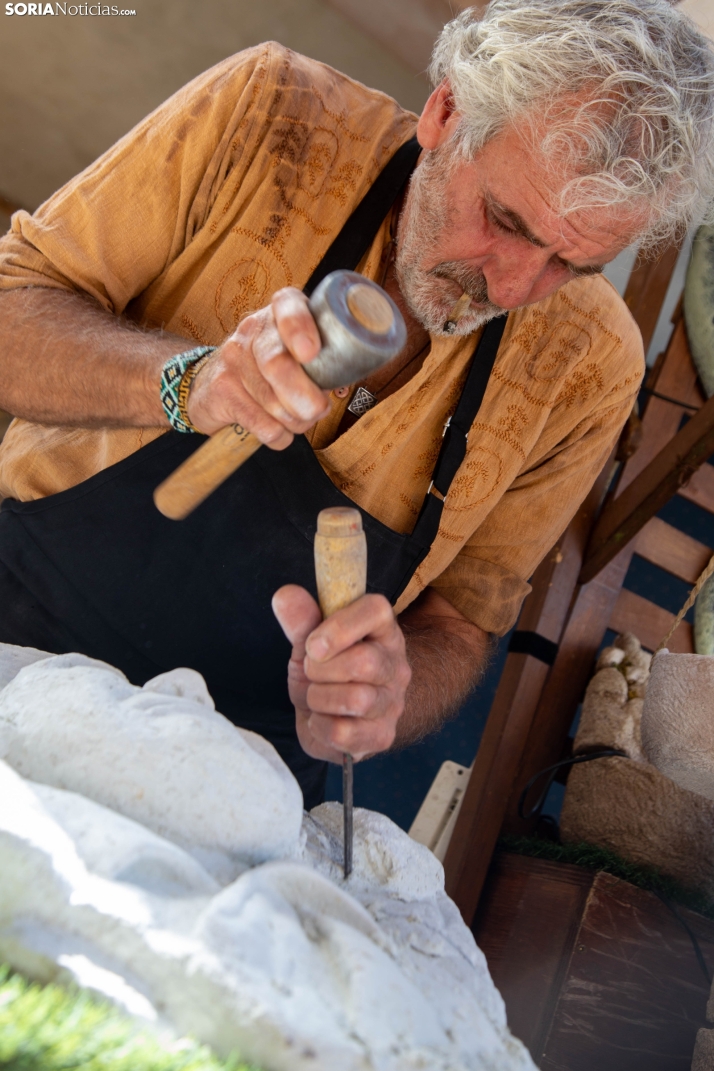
[0,137,507,808]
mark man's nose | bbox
[483,247,549,309]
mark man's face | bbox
[396,112,643,336]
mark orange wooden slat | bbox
[634,516,711,584]
[679,462,714,514]
[609,588,693,653]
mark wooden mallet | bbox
[154,271,406,520]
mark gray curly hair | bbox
[429,0,714,250]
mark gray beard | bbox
[394,147,506,336]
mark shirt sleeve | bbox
[429,392,639,635]
[0,45,272,313]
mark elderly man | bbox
[0,0,711,806]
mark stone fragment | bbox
[561,633,714,899]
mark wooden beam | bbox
[579,392,714,583]
[634,516,711,584]
[609,589,694,653]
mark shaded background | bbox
[0,0,711,829]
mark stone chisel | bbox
[313,506,367,879]
[154,270,406,521]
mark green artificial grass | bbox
[499,834,714,920]
[0,965,260,1071]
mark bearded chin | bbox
[394,146,505,336]
[398,268,501,336]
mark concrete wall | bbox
[0,0,430,214]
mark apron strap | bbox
[431,313,508,497]
[389,313,508,601]
[303,135,421,296]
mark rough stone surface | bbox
[642,650,714,800]
[561,634,714,898]
[0,645,534,1071]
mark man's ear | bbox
[416,81,459,150]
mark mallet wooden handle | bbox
[154,424,261,521]
[153,273,405,521]
[314,507,367,880]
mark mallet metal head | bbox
[305,270,407,389]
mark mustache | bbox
[431,261,491,305]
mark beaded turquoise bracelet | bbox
[160,346,216,433]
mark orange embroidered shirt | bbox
[0,43,644,635]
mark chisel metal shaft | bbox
[342,753,354,878]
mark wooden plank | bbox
[622,242,682,355]
[610,588,694,653]
[679,462,714,514]
[472,853,594,1061]
[542,870,714,1070]
[634,516,712,584]
[579,391,714,582]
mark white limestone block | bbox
[0,648,536,1071]
[0,653,304,876]
[642,650,714,799]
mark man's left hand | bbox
[272,586,411,763]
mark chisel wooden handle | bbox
[314,507,367,879]
[314,507,367,618]
[153,424,261,521]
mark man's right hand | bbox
[186,287,331,445]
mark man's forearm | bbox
[0,288,186,427]
[396,589,491,747]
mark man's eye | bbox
[490,211,516,234]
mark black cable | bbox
[517,749,628,821]
[640,386,699,412]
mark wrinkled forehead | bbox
[449,114,650,249]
